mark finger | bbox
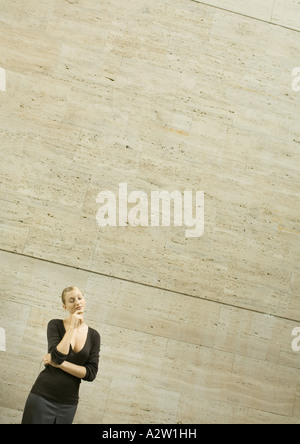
[43,353,50,363]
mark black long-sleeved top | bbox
[31,319,100,405]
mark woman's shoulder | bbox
[48,318,62,325]
[47,319,63,329]
[88,326,101,341]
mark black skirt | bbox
[21,392,78,424]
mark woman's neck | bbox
[64,315,86,327]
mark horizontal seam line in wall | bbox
[1,247,299,324]
[190,0,300,33]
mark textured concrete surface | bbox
[0,0,299,424]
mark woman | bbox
[22,286,101,424]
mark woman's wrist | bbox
[67,324,76,332]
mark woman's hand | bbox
[69,310,84,329]
[43,353,86,378]
[43,353,60,368]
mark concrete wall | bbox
[0,0,299,424]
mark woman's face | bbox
[63,288,86,314]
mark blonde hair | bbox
[61,286,83,304]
